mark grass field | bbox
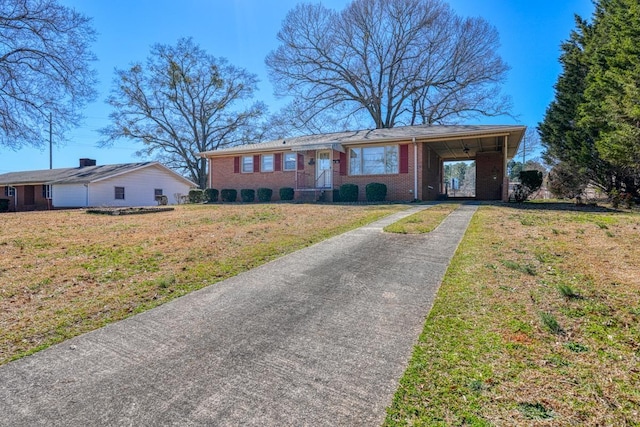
[2,201,639,425]
[0,203,402,365]
[384,202,640,426]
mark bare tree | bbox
[0,0,97,149]
[101,38,266,189]
[265,0,511,132]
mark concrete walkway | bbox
[0,204,478,426]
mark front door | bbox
[315,150,332,188]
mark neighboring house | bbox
[0,159,196,212]
[200,125,526,202]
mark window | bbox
[42,185,52,199]
[115,186,125,200]
[349,145,399,175]
[4,186,15,197]
[283,153,297,171]
[242,156,253,173]
[261,154,274,172]
[154,189,163,197]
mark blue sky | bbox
[1,0,595,173]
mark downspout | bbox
[209,158,213,189]
[503,135,509,202]
[85,183,89,207]
[413,137,418,201]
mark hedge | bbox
[257,188,273,202]
[220,189,237,202]
[241,189,255,203]
[188,189,204,203]
[339,184,359,202]
[279,187,295,201]
[365,182,387,202]
[204,188,219,203]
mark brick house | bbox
[0,159,196,212]
[200,125,525,202]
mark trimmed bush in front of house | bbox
[257,188,273,202]
[0,198,9,212]
[279,187,295,201]
[241,189,255,203]
[188,189,204,203]
[221,189,237,202]
[204,188,219,203]
[366,182,387,202]
[339,184,359,202]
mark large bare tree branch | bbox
[266,0,511,133]
[0,0,97,149]
[101,37,265,189]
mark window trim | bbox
[261,154,274,173]
[349,144,399,176]
[4,186,16,197]
[283,152,297,171]
[241,155,253,173]
[42,184,52,199]
[115,186,125,200]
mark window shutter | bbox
[297,153,304,170]
[274,153,282,171]
[253,155,260,173]
[339,151,347,175]
[400,144,409,174]
[234,156,240,173]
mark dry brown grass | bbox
[0,203,402,365]
[386,202,640,426]
[383,203,460,234]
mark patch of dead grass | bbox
[0,203,402,364]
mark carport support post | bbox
[502,135,509,202]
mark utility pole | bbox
[49,112,53,169]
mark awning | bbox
[291,143,345,153]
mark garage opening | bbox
[444,160,476,198]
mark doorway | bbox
[315,151,332,188]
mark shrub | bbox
[240,189,255,203]
[220,189,237,202]
[257,188,273,202]
[0,198,9,212]
[204,188,219,203]
[365,182,387,202]
[279,187,295,201]
[547,163,586,199]
[339,184,359,202]
[512,170,544,202]
[188,189,204,203]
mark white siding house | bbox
[0,160,196,211]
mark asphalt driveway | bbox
[0,203,478,426]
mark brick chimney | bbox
[79,158,96,167]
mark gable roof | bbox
[199,124,526,160]
[0,162,196,187]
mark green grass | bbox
[385,203,640,426]
[384,203,459,234]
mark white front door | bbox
[315,150,332,188]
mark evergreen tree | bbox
[580,0,640,195]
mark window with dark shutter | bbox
[253,155,260,173]
[274,153,282,171]
[234,157,240,173]
[297,153,304,170]
[400,144,409,174]
[339,151,347,175]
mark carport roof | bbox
[199,124,526,160]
